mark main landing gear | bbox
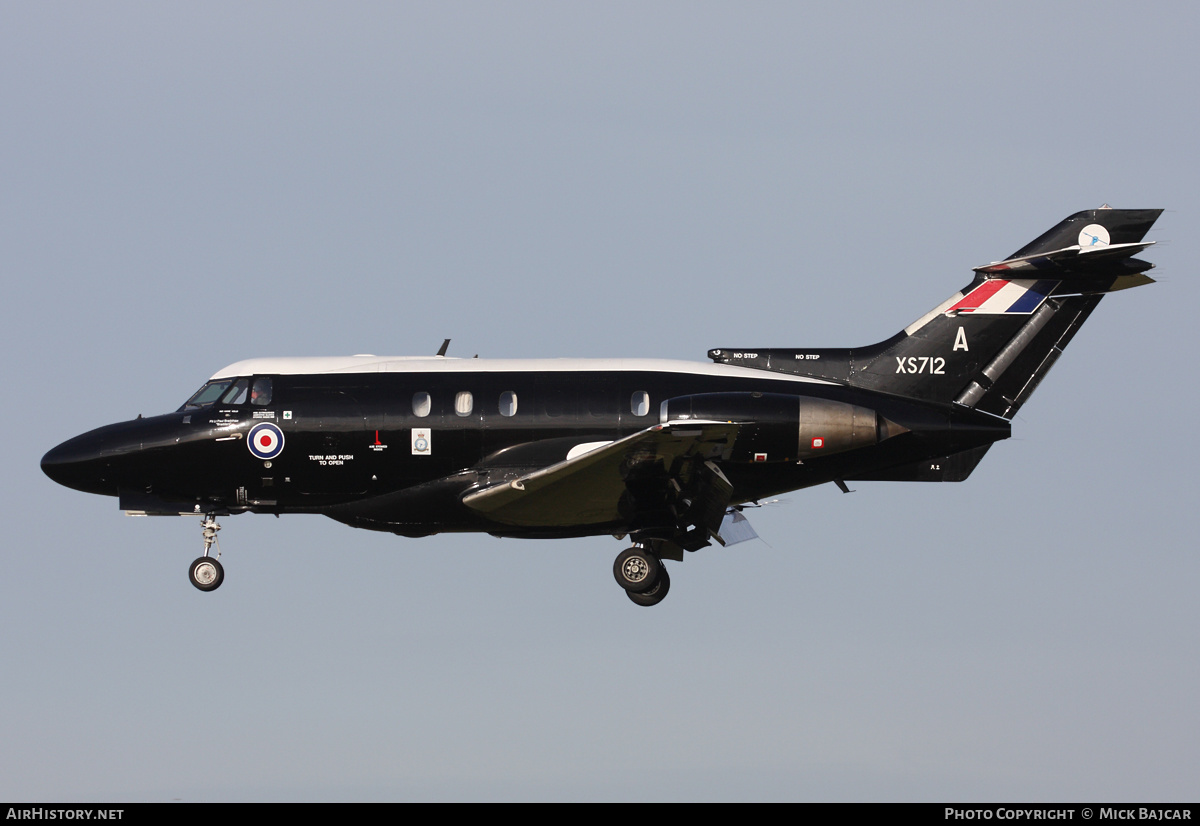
[188,514,225,592]
[613,545,671,607]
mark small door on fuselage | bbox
[276,379,372,499]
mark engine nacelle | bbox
[659,392,903,463]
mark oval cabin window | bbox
[499,391,518,417]
[455,391,474,417]
[412,392,431,418]
[631,390,649,417]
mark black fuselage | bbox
[41,359,1009,540]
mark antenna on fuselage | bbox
[436,338,450,357]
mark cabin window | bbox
[251,378,272,406]
[412,392,431,418]
[455,391,474,417]
[220,379,250,405]
[631,390,649,416]
[499,391,518,417]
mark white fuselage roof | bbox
[210,355,834,384]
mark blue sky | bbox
[3,2,1198,801]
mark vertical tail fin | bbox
[709,208,1163,418]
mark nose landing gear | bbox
[188,514,225,592]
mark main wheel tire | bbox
[189,556,224,592]
[613,547,660,594]
[626,565,670,606]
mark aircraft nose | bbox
[41,430,117,496]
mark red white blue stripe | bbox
[946,279,1057,315]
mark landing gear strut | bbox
[188,514,225,592]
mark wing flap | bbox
[462,421,741,527]
[716,509,759,546]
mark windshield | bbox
[181,380,234,410]
[220,379,250,405]
[181,377,274,410]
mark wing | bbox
[462,421,741,533]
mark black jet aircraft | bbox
[42,207,1162,605]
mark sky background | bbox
[3,2,1198,802]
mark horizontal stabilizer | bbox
[974,241,1155,276]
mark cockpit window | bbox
[220,379,250,405]
[250,378,273,406]
[182,380,234,410]
[181,377,272,411]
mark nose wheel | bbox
[189,514,225,592]
[189,556,224,591]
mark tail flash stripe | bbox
[947,279,1008,313]
[947,279,1058,315]
[1005,279,1058,313]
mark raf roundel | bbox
[247,422,285,460]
